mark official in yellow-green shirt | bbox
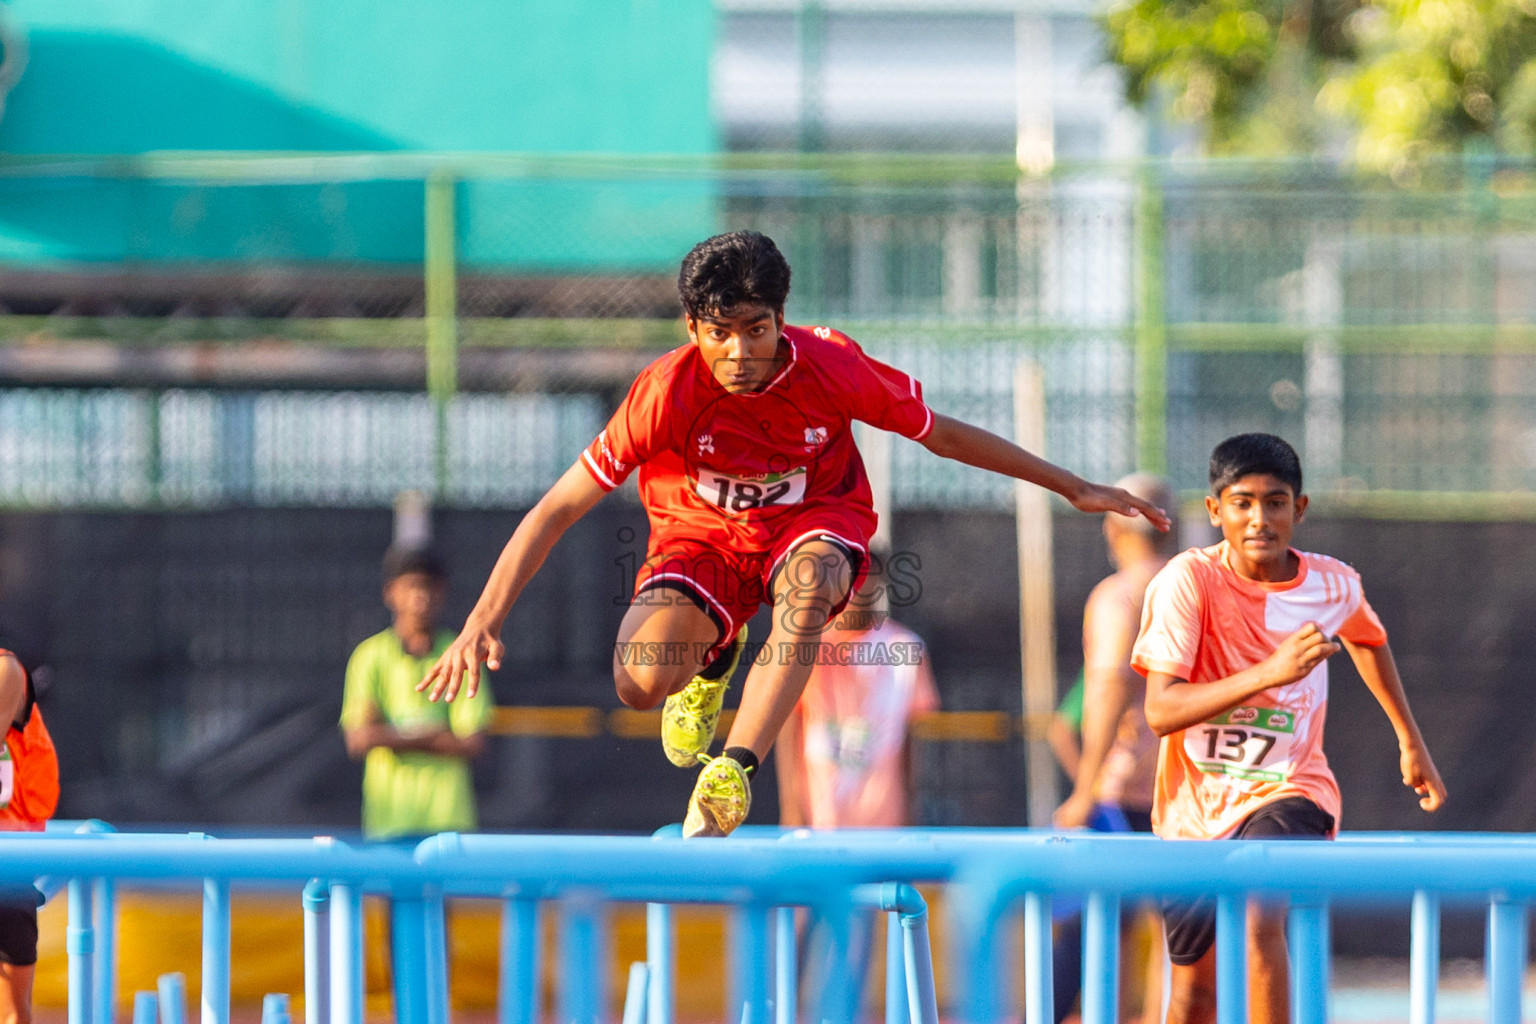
[340,547,492,839]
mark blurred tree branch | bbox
[1102,0,1536,169]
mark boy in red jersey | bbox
[420,230,1167,837]
[1133,433,1446,1024]
[0,650,60,1024]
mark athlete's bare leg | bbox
[612,591,720,710]
[720,540,853,760]
[1165,954,1215,1024]
[1163,900,1287,1024]
[0,963,35,1024]
[1246,901,1289,1024]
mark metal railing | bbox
[15,825,1536,1024]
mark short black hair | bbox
[677,231,791,319]
[1209,433,1303,497]
[382,544,446,584]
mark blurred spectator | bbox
[1052,473,1179,1024]
[775,561,938,829]
[340,546,492,839]
[776,559,938,1017]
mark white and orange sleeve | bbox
[1131,557,1204,681]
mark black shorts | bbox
[0,887,43,967]
[1161,797,1335,966]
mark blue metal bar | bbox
[301,881,330,1024]
[13,831,1536,902]
[1486,899,1526,1024]
[1214,895,1245,1024]
[422,890,450,1024]
[328,882,364,1024]
[68,878,95,1024]
[1410,890,1440,1024]
[158,973,187,1024]
[870,885,939,1024]
[621,962,650,1024]
[1082,890,1119,1024]
[559,894,606,1024]
[1288,902,1330,1024]
[391,895,431,1024]
[773,906,795,1024]
[502,897,540,1024]
[94,878,116,1024]
[261,994,291,1024]
[885,911,907,1024]
[1023,892,1053,1024]
[813,899,858,1024]
[732,904,773,1024]
[131,993,157,1024]
[201,880,230,1024]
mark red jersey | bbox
[581,325,934,551]
[0,653,58,832]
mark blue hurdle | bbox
[6,828,1533,1024]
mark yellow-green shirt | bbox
[339,629,493,839]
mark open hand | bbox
[1069,482,1172,532]
[1401,740,1447,812]
[1053,792,1096,830]
[417,623,504,702]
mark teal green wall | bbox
[0,1,718,268]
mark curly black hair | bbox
[677,231,791,319]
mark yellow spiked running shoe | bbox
[661,625,748,768]
[682,754,752,838]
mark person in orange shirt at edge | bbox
[1131,433,1446,1024]
[418,230,1168,837]
[0,649,60,1024]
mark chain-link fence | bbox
[0,155,1534,512]
[4,153,1536,835]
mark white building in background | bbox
[713,0,1143,163]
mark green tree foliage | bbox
[1103,0,1358,154]
[1318,0,1536,168]
[1103,0,1536,166]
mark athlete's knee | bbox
[774,547,853,635]
[612,660,688,710]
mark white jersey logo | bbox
[804,426,828,447]
[696,434,715,456]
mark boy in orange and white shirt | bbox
[1132,433,1446,1024]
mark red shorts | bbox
[633,504,874,662]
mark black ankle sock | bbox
[723,746,758,776]
[698,636,738,681]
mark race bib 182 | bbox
[693,467,807,514]
[1185,706,1297,783]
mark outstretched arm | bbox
[1342,638,1446,812]
[1058,674,1136,827]
[1057,591,1139,828]
[919,414,1171,529]
[419,460,607,702]
[1143,623,1339,736]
